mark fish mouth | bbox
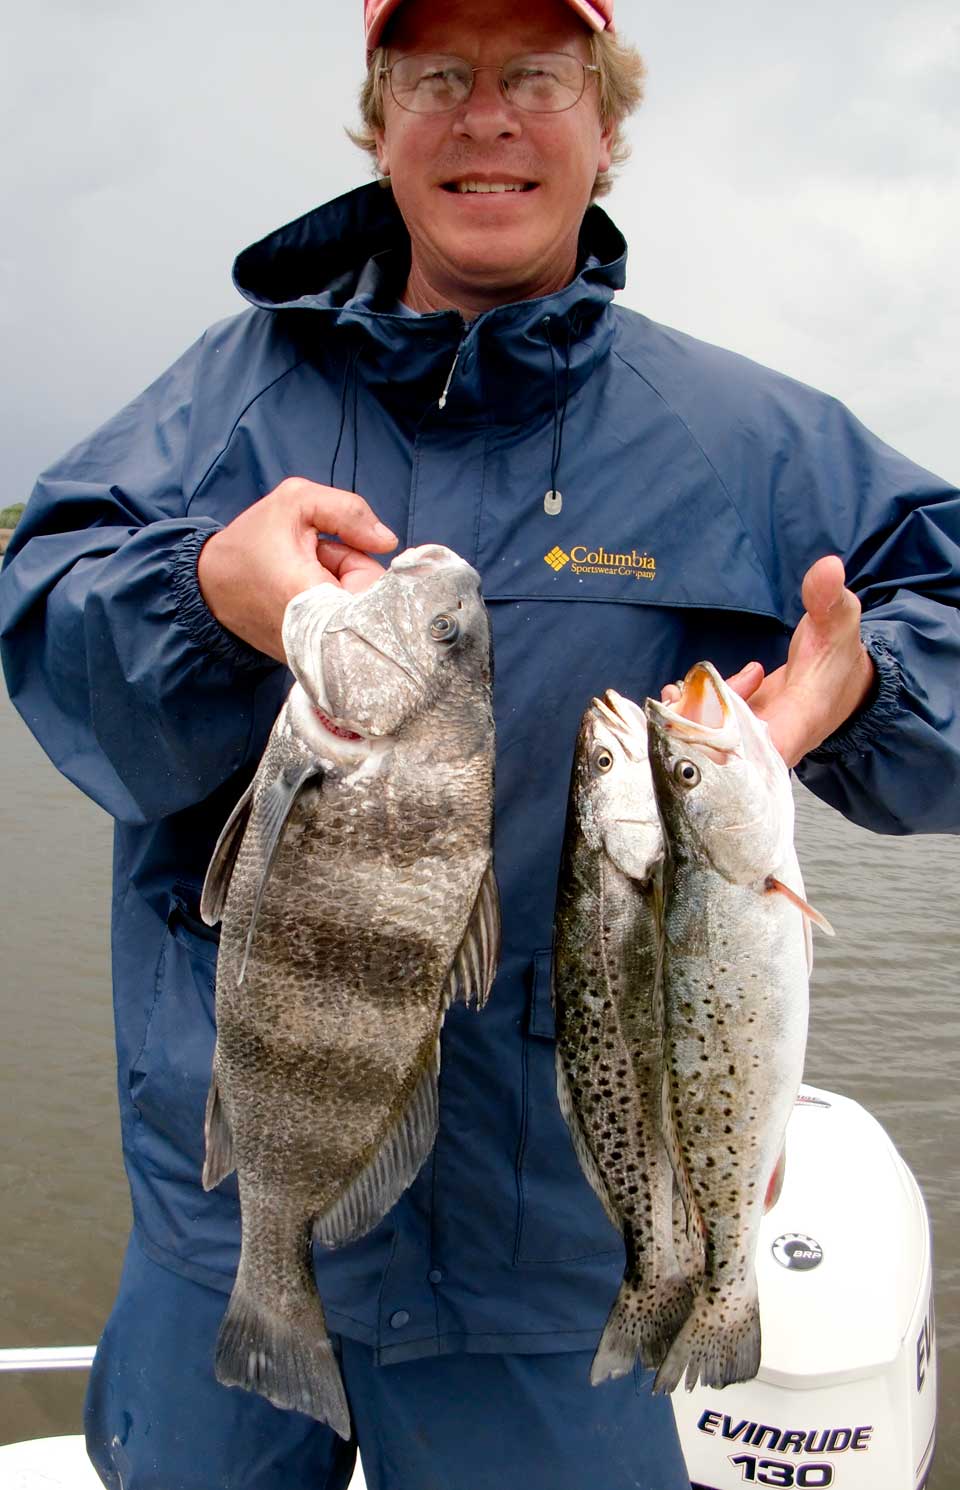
[391,543,467,574]
[646,662,740,756]
[591,689,648,761]
[313,708,365,742]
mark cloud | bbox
[608,0,959,480]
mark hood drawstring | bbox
[330,345,362,492]
[543,317,572,517]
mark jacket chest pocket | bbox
[515,949,621,1265]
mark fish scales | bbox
[201,545,499,1436]
[553,693,697,1386]
[646,661,814,1395]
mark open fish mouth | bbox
[646,662,740,757]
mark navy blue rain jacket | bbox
[2,184,958,1364]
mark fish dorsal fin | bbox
[313,1045,440,1249]
[236,762,321,985]
[202,1059,235,1191]
[764,876,835,937]
[200,779,256,926]
[445,861,501,1010]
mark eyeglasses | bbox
[380,52,600,116]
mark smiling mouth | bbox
[442,180,537,194]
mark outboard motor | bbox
[672,1084,937,1490]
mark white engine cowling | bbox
[671,1084,937,1490]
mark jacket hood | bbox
[231,184,628,422]
[233,181,627,321]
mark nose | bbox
[452,69,522,144]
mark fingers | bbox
[726,660,765,701]
[315,540,386,594]
[280,478,398,554]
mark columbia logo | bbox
[544,546,571,572]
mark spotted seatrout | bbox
[553,691,698,1385]
[200,545,499,1434]
[645,662,830,1393]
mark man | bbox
[1,0,957,1487]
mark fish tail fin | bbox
[590,1267,696,1385]
[652,1282,761,1395]
[215,1274,351,1438]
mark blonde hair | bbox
[347,30,646,200]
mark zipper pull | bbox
[438,348,461,410]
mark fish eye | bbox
[674,759,701,788]
[429,613,460,644]
[594,748,614,774]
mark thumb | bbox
[800,554,849,627]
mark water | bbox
[0,684,957,1484]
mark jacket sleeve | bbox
[751,391,960,835]
[0,332,281,825]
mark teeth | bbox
[456,181,528,193]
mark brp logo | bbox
[772,1233,824,1271]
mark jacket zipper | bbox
[438,348,461,411]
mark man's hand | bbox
[197,478,398,661]
[662,556,876,767]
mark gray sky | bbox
[2,0,957,500]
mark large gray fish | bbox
[199,544,499,1435]
[553,691,698,1385]
[645,662,830,1394]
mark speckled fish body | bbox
[645,662,811,1394]
[199,545,499,1434]
[553,691,697,1385]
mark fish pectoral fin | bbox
[763,876,835,936]
[446,861,501,1010]
[237,761,322,985]
[313,1048,440,1250]
[202,1066,235,1191]
[200,779,256,925]
[660,1066,706,1249]
[555,1056,620,1230]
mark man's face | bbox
[374,0,614,312]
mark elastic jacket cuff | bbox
[803,632,903,763]
[172,527,276,671]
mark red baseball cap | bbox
[365,0,614,53]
